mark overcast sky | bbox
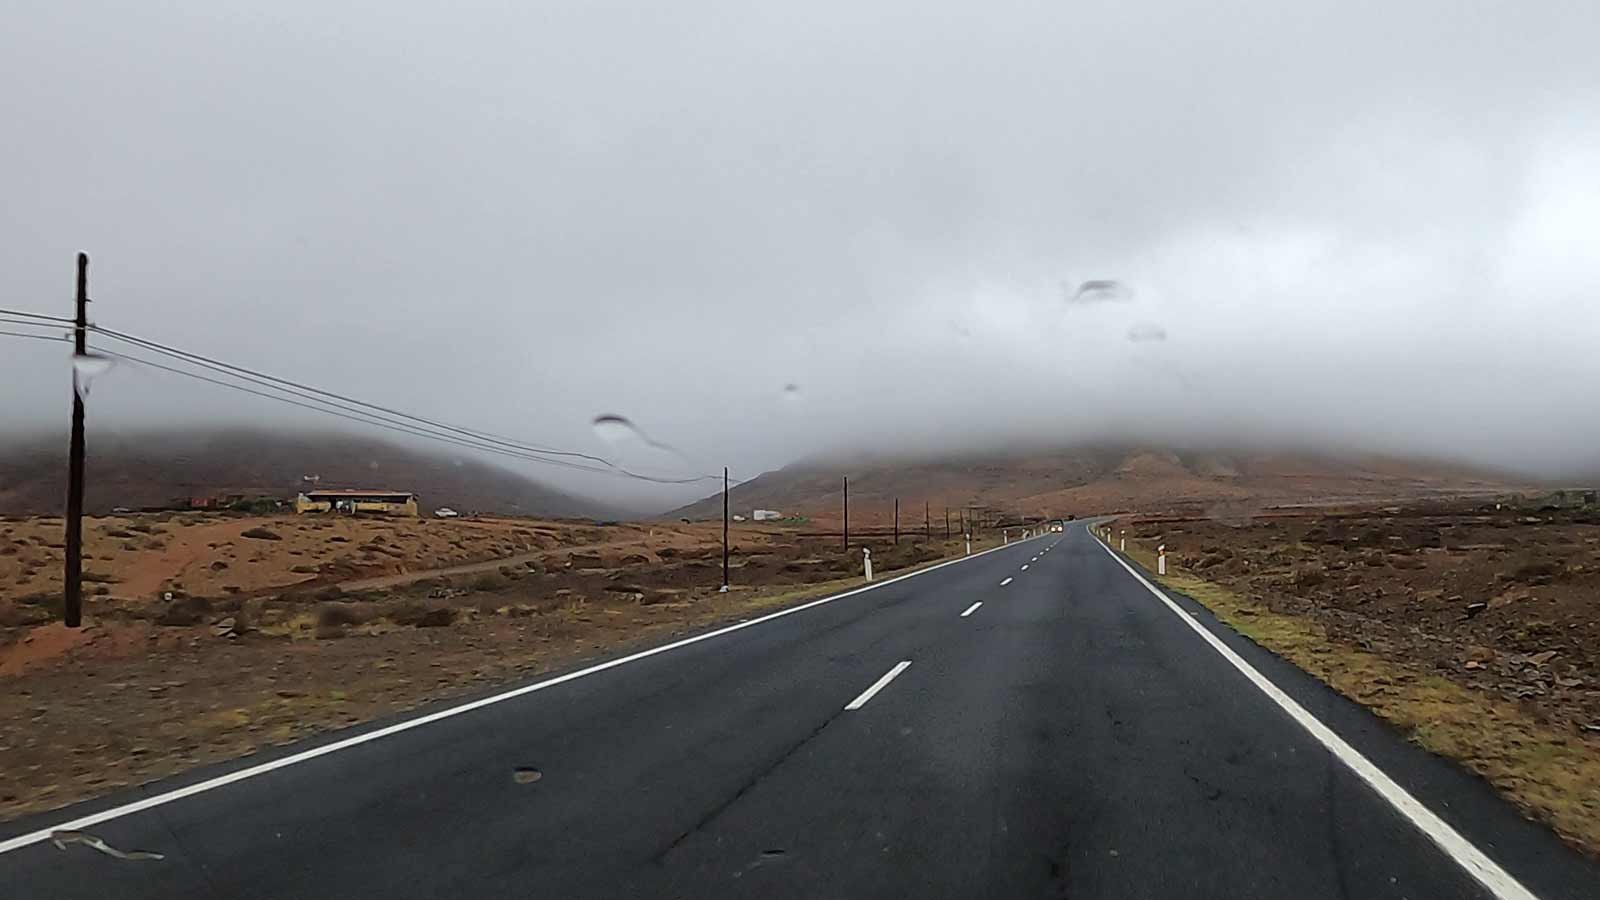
[3,1,1598,508]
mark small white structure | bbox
[433,507,459,518]
[752,509,782,521]
[732,514,747,522]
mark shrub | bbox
[316,603,370,628]
[157,595,213,626]
[471,573,509,592]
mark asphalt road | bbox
[3,524,1597,899]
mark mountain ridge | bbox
[0,428,621,519]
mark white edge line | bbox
[1095,542,1539,900]
[960,601,982,617]
[844,660,912,710]
[0,540,1026,855]
[999,577,1013,586]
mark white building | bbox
[752,509,782,521]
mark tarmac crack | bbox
[653,712,841,864]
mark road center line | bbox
[1096,541,1540,900]
[845,661,912,710]
[960,602,982,618]
[0,538,1026,856]
[1020,564,1029,570]
[1000,577,1013,586]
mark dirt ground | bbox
[0,513,989,822]
[0,512,658,611]
[1116,499,1600,853]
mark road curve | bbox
[2,524,1596,899]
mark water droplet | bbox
[590,413,693,476]
[591,414,639,447]
[781,383,800,397]
[1126,322,1167,343]
[1066,280,1133,303]
[71,352,114,399]
[512,767,543,784]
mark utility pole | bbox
[944,506,950,539]
[721,466,729,592]
[842,476,849,551]
[924,501,930,540]
[63,252,88,628]
[893,497,899,545]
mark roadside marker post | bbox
[1158,544,1167,575]
[1120,530,1126,552]
[965,533,972,556]
[863,547,873,582]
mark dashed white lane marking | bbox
[1096,542,1540,900]
[0,538,1029,857]
[845,661,912,710]
[1000,577,1013,586]
[1020,564,1029,571]
[960,602,982,618]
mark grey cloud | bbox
[3,1,1598,509]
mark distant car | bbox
[433,507,459,518]
[1051,522,1064,532]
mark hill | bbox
[0,428,619,519]
[670,447,1527,525]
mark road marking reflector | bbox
[1000,577,1013,586]
[845,661,912,710]
[960,602,982,618]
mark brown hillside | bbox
[671,447,1526,525]
[0,429,617,519]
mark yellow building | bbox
[294,490,419,517]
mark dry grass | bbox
[1122,541,1600,856]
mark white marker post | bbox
[965,533,972,556]
[1157,544,1167,576]
[863,547,874,582]
[1119,530,1126,552]
[1003,530,1008,545]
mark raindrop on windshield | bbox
[591,413,693,474]
[1126,322,1168,343]
[71,352,114,399]
[591,414,640,447]
[1066,280,1133,304]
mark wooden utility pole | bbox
[924,501,930,540]
[721,467,729,590]
[63,252,88,628]
[842,476,849,551]
[944,507,951,539]
[893,497,899,545]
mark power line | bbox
[0,329,69,343]
[0,307,74,324]
[0,316,70,332]
[91,347,688,481]
[89,325,622,467]
[93,344,738,486]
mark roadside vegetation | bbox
[1115,502,1600,856]
[0,512,997,822]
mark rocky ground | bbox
[1123,500,1600,736]
[0,515,983,822]
[1117,499,1600,853]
